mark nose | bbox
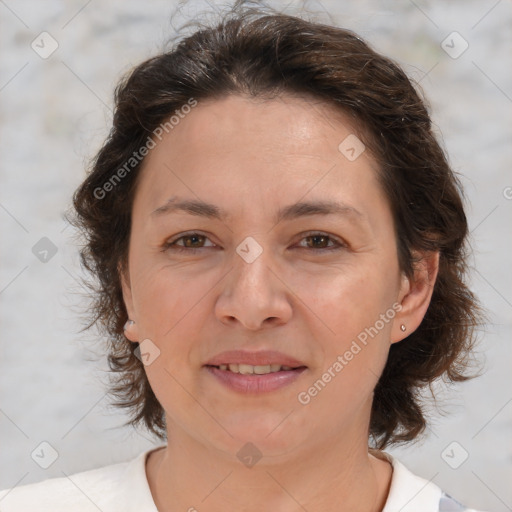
[214,246,293,330]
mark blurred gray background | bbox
[0,1,511,510]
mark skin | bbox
[121,94,439,512]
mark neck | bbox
[146,426,392,512]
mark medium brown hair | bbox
[70,4,482,448]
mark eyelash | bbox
[161,231,347,254]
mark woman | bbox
[0,5,485,512]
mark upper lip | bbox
[205,350,307,368]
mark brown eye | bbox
[297,232,345,251]
[179,234,207,248]
[305,234,331,249]
[163,232,216,253]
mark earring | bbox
[400,324,406,332]
[124,319,135,331]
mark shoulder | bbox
[377,451,488,512]
[0,460,129,512]
[0,448,160,512]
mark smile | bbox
[204,364,307,393]
[209,363,299,374]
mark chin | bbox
[212,413,305,456]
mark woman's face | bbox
[122,94,417,458]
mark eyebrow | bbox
[150,196,365,225]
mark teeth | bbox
[216,363,296,374]
[238,364,254,374]
[254,365,272,374]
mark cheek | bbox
[132,261,208,337]
[293,260,398,334]
[293,263,397,381]
[295,276,395,419]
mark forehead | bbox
[132,94,387,224]
[165,94,356,159]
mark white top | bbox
[0,446,485,511]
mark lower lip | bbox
[205,366,307,393]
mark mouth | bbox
[204,349,307,369]
[203,350,308,393]
[203,352,308,393]
[205,363,306,375]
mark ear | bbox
[119,262,140,342]
[391,250,440,343]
